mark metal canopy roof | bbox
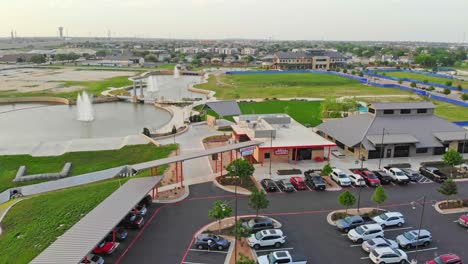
[204,100,241,117]
[31,176,162,264]
[433,131,468,142]
[366,134,419,145]
[132,140,263,171]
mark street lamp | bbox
[409,196,437,264]
[232,164,238,263]
[269,130,273,177]
[378,128,390,169]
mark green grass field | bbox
[0,179,124,264]
[381,72,467,88]
[0,76,133,99]
[0,144,177,193]
[194,73,413,99]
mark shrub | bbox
[443,88,451,95]
[423,79,428,84]
[410,82,417,88]
[461,93,468,101]
[457,84,463,91]
[427,86,435,91]
[445,81,453,86]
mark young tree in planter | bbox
[437,178,458,202]
[249,189,269,216]
[230,222,250,247]
[338,190,356,214]
[322,163,333,176]
[442,149,463,177]
[209,200,232,234]
[226,159,255,185]
[371,185,388,208]
[236,253,255,264]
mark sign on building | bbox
[240,146,255,157]
[274,148,289,155]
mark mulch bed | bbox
[277,169,302,175]
[331,209,386,221]
[203,135,231,143]
[438,199,468,210]
[421,161,468,179]
[216,175,257,192]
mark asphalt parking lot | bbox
[182,248,229,264]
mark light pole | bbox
[232,164,238,263]
[410,196,433,264]
[269,130,273,177]
[462,132,467,155]
[378,128,389,169]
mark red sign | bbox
[274,148,289,155]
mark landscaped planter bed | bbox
[421,161,468,178]
[216,175,257,192]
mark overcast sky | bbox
[1,0,467,42]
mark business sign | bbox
[240,146,256,153]
[274,148,289,155]
[241,149,254,156]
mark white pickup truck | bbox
[257,251,307,264]
[383,167,410,184]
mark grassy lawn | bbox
[156,63,176,70]
[381,72,467,88]
[432,100,468,121]
[0,76,133,99]
[194,73,413,99]
[0,144,177,193]
[0,179,124,264]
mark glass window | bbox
[416,148,428,153]
[417,109,427,113]
[383,110,394,115]
[264,152,271,159]
[400,109,411,114]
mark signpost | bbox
[240,146,255,157]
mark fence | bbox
[453,121,468,127]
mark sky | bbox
[0,0,467,42]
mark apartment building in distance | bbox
[272,50,346,70]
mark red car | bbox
[93,240,118,255]
[426,254,463,264]
[353,169,381,187]
[290,176,307,190]
[458,214,468,228]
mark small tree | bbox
[343,69,348,74]
[410,82,417,88]
[437,178,458,202]
[457,84,463,91]
[423,79,428,84]
[249,189,269,216]
[443,88,451,95]
[322,163,333,176]
[371,186,388,207]
[338,190,356,214]
[236,253,255,264]
[446,80,453,87]
[428,86,435,91]
[230,222,250,247]
[461,93,468,101]
[442,149,463,177]
[359,72,364,77]
[398,79,403,84]
[208,200,232,234]
[226,159,255,185]
[171,125,177,134]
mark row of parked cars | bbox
[81,195,152,264]
[336,212,461,264]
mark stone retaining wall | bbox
[13,162,72,183]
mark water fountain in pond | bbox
[147,75,159,92]
[76,91,94,122]
[173,65,180,79]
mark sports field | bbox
[194,73,413,99]
[381,71,466,88]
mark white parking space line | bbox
[255,247,294,253]
[350,244,362,247]
[183,262,209,264]
[361,256,371,260]
[384,226,413,232]
[272,181,282,193]
[189,249,228,254]
[405,247,438,254]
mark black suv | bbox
[304,170,326,190]
[260,179,278,192]
[373,170,393,184]
[400,168,420,182]
[119,213,145,229]
[241,217,274,233]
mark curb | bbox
[153,186,190,204]
[0,198,29,235]
[326,207,387,226]
[434,200,468,214]
[213,178,252,195]
[195,215,283,237]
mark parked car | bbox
[81,254,104,264]
[426,254,463,264]
[383,167,410,184]
[261,179,278,192]
[194,233,230,250]
[419,167,447,183]
[242,217,274,233]
[304,172,326,190]
[336,215,375,233]
[353,169,381,186]
[400,168,421,182]
[135,204,147,216]
[257,251,308,264]
[457,213,468,228]
[373,212,405,228]
[373,170,393,184]
[369,247,408,264]
[139,194,152,207]
[330,168,352,187]
[362,238,399,253]
[247,229,286,249]
[93,240,118,254]
[105,227,128,242]
[276,179,295,192]
[290,176,307,190]
[347,224,384,244]
[396,229,432,249]
[348,173,367,187]
[119,213,145,229]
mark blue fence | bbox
[454,121,468,126]
[369,69,454,79]
[226,70,368,82]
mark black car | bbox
[194,234,230,250]
[373,170,393,184]
[419,167,447,183]
[400,168,421,182]
[119,213,145,229]
[276,179,295,192]
[260,179,278,192]
[241,217,274,233]
[304,171,326,190]
[105,227,128,242]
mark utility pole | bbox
[411,196,426,264]
[378,128,386,169]
[462,132,467,155]
[269,130,273,177]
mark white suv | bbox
[373,212,405,228]
[247,229,286,249]
[369,247,408,264]
[348,224,384,244]
[331,168,352,187]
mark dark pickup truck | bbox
[304,170,326,190]
[419,167,447,183]
[335,215,375,233]
[372,170,393,184]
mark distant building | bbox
[81,55,144,67]
[316,102,467,159]
[0,53,34,64]
[272,50,346,70]
[241,48,256,55]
